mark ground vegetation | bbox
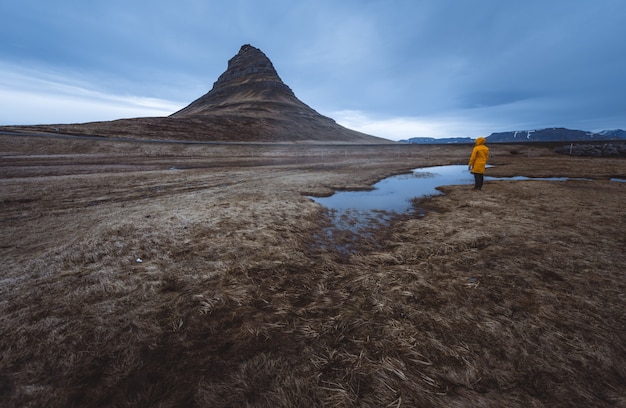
[1,135,624,407]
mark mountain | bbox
[171,44,314,118]
[486,128,626,143]
[2,44,392,144]
[166,44,390,143]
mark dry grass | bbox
[1,135,625,407]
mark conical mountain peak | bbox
[171,44,302,117]
[168,44,391,143]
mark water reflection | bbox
[313,165,473,215]
[310,165,473,250]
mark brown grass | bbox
[1,135,625,407]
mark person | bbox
[468,137,489,190]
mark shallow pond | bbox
[312,164,594,216]
[310,164,594,248]
[312,165,473,215]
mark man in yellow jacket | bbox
[468,137,489,190]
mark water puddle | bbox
[310,164,596,253]
[310,165,473,252]
[313,165,471,220]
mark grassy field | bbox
[1,134,625,407]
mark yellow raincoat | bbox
[468,137,489,174]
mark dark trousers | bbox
[472,172,484,190]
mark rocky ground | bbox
[1,134,625,407]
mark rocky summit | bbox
[172,44,307,117]
[5,45,391,144]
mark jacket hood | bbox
[475,137,487,146]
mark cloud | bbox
[0,65,183,125]
[1,0,624,135]
[331,110,493,141]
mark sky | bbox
[1,0,625,141]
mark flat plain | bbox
[1,134,625,407]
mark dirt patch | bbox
[1,135,625,407]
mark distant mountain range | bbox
[401,128,626,144]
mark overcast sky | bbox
[1,0,624,140]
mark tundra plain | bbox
[1,134,625,407]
